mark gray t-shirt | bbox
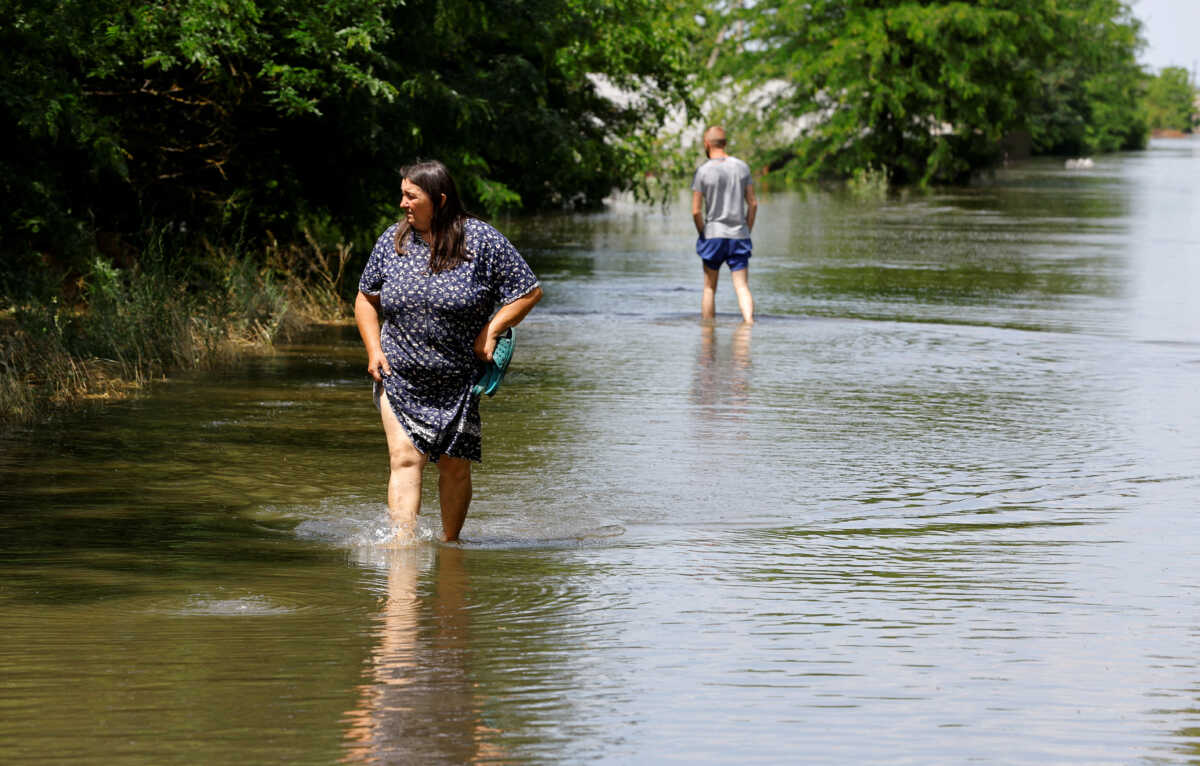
[691,156,752,239]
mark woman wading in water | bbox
[355,161,542,542]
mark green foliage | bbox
[0,234,316,425]
[698,0,1148,184]
[847,166,890,200]
[393,0,696,209]
[1026,0,1147,155]
[1144,67,1198,132]
[2,0,403,280]
[69,234,287,379]
[1,0,695,291]
[725,1,1034,183]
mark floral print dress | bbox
[358,218,540,462]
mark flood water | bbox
[2,139,1199,764]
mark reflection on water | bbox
[2,139,1200,764]
[342,547,509,765]
[693,321,753,435]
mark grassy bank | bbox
[0,233,352,427]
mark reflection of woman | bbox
[342,548,508,763]
[355,161,543,542]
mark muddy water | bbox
[2,139,1199,764]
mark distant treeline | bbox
[1144,67,1200,134]
[701,0,1161,185]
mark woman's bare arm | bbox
[474,286,544,361]
[354,290,392,381]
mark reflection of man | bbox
[691,125,758,323]
[692,323,753,422]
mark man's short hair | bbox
[704,126,727,148]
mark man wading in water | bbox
[691,125,757,323]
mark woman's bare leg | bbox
[731,266,754,323]
[436,456,472,542]
[701,264,720,319]
[380,392,428,536]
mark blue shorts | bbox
[697,237,752,271]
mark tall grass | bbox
[266,229,353,330]
[0,231,352,427]
[847,165,890,199]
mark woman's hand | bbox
[366,348,392,382]
[474,286,543,362]
[354,290,391,381]
[474,325,498,362]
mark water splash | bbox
[170,592,296,616]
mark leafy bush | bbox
[1,0,695,290]
[1144,67,1198,133]
[693,0,1149,183]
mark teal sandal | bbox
[471,328,514,397]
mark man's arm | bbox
[692,190,705,237]
[744,183,758,233]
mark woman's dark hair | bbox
[394,160,476,273]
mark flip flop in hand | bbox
[472,328,514,397]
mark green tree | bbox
[703,0,1147,185]
[1,0,695,291]
[1026,0,1147,155]
[1,0,406,286]
[1144,66,1198,132]
[369,0,696,211]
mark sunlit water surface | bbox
[2,139,1199,764]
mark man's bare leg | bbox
[380,392,428,539]
[731,266,754,324]
[437,456,472,542]
[701,264,720,320]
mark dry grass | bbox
[266,228,354,334]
